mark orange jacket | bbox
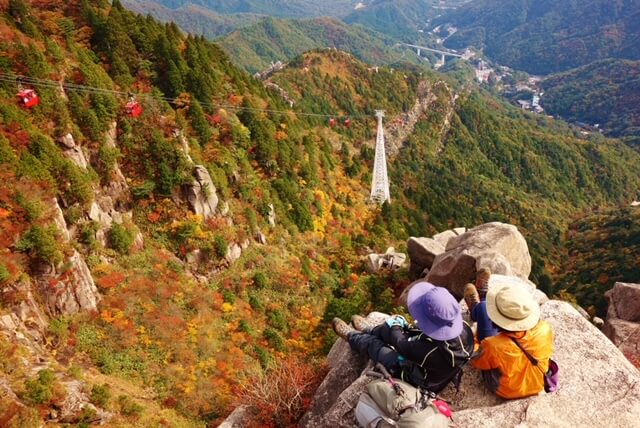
[471,320,554,399]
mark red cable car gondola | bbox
[125,99,143,118]
[343,118,351,127]
[16,88,40,108]
[329,117,337,127]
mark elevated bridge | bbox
[399,43,463,58]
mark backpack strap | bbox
[509,336,545,376]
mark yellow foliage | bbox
[221,302,234,313]
[187,321,198,344]
[230,332,246,345]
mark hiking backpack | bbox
[399,322,475,393]
[354,364,452,428]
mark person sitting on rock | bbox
[464,267,499,342]
[471,283,554,399]
[332,282,474,393]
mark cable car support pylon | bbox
[370,110,390,204]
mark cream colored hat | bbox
[486,283,540,331]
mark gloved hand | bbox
[385,315,409,329]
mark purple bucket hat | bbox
[407,281,463,341]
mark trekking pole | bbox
[375,363,405,397]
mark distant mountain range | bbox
[542,59,640,149]
[124,0,360,20]
[123,0,640,146]
[123,0,461,39]
[122,0,263,37]
[342,0,442,38]
[434,0,640,75]
[218,16,421,73]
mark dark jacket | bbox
[373,322,475,392]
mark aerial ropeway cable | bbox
[0,72,361,124]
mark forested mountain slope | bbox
[541,59,640,150]
[557,207,640,317]
[122,0,264,38]
[435,0,640,75]
[0,0,390,424]
[125,0,358,18]
[343,0,440,38]
[219,16,419,73]
[1,0,640,426]
[269,51,640,292]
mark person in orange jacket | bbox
[471,283,554,399]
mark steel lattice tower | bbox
[370,110,390,204]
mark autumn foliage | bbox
[239,355,326,427]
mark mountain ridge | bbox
[541,58,640,149]
[219,16,422,73]
[1,0,640,426]
[434,0,640,75]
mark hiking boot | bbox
[464,283,480,312]
[476,267,491,299]
[351,315,373,333]
[332,317,357,341]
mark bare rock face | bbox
[603,318,640,357]
[407,237,445,278]
[51,198,70,242]
[365,248,407,273]
[603,282,640,358]
[426,222,531,298]
[174,128,194,165]
[432,230,457,248]
[225,243,242,264]
[605,282,640,322]
[58,380,112,424]
[218,405,255,428]
[131,231,144,252]
[268,203,276,227]
[89,197,116,229]
[38,251,100,316]
[184,165,219,219]
[255,231,267,245]
[0,280,48,346]
[58,133,88,169]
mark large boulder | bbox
[426,222,531,298]
[432,230,457,248]
[605,282,640,322]
[603,318,640,358]
[407,237,445,278]
[225,243,242,264]
[603,282,640,359]
[365,248,407,273]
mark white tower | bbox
[370,110,390,204]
